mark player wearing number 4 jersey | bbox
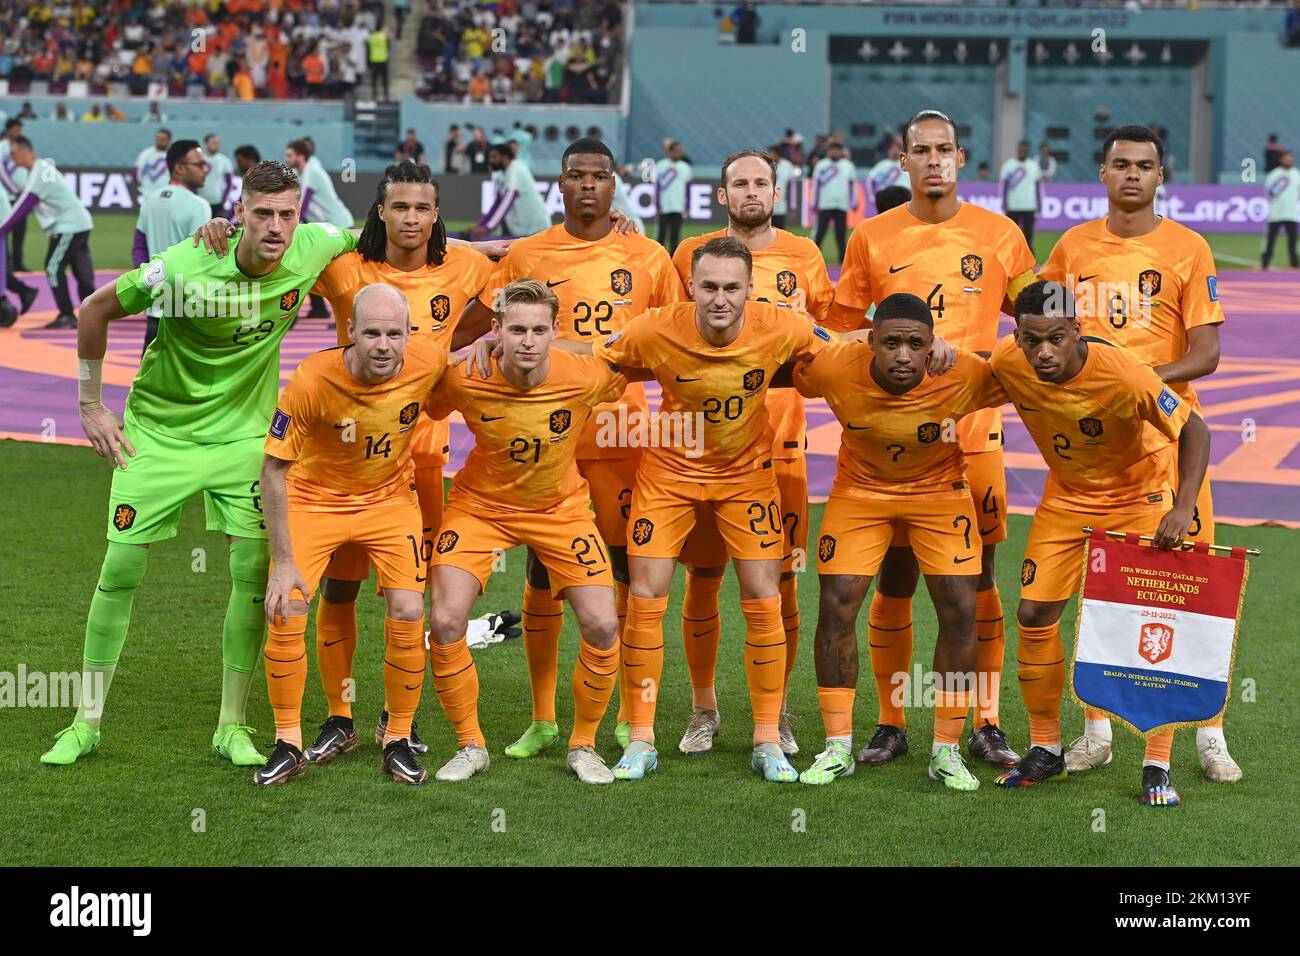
[669,149,836,759]
[828,109,1038,770]
[306,163,494,760]
[589,237,836,783]
[993,281,1210,808]
[426,279,627,785]
[457,138,686,759]
[42,161,358,768]
[1039,124,1239,782]
[258,285,448,786]
[795,294,1006,791]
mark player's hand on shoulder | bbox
[451,335,502,378]
[610,209,639,236]
[265,563,308,624]
[80,403,136,470]
[193,218,236,257]
[471,237,513,259]
[1153,506,1194,551]
[927,334,957,375]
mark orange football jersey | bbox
[673,227,835,461]
[312,245,494,468]
[832,202,1035,454]
[1039,216,1224,407]
[990,334,1191,510]
[594,301,834,483]
[478,223,687,459]
[266,337,449,511]
[795,347,1006,499]
[426,349,628,517]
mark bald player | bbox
[303,162,494,762]
[991,281,1209,808]
[668,148,835,758]
[456,137,686,760]
[425,279,629,785]
[258,283,449,786]
[828,109,1038,770]
[1039,124,1239,783]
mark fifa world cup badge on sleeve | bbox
[1070,530,1250,737]
[269,408,291,440]
[1157,388,1179,416]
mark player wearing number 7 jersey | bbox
[827,110,1039,770]
[42,161,359,768]
[456,138,686,760]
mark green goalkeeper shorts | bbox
[104,411,268,544]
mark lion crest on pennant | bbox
[1139,622,1174,665]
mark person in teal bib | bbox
[41,160,359,768]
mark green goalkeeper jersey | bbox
[114,221,357,443]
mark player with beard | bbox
[828,110,1038,772]
[455,138,686,759]
[1039,124,1238,783]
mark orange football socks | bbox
[973,585,1005,726]
[934,689,972,746]
[521,583,563,723]
[621,593,668,744]
[429,638,484,747]
[681,570,723,711]
[741,596,785,744]
[315,597,358,719]
[570,639,620,748]
[779,574,801,689]
[382,616,426,744]
[1143,730,1175,768]
[1017,621,1066,749]
[817,686,855,741]
[265,613,309,750]
[868,592,913,728]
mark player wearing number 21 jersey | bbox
[590,237,835,784]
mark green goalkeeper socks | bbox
[77,542,150,730]
[217,538,269,730]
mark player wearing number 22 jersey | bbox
[828,109,1038,769]
[591,237,834,784]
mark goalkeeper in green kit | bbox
[42,161,360,766]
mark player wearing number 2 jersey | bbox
[43,162,358,769]
[828,110,1038,770]
[456,138,686,761]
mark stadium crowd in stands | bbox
[0,0,393,100]
[415,0,625,104]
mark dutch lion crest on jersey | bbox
[611,269,633,296]
[632,518,654,546]
[1021,558,1037,586]
[960,254,983,282]
[1139,622,1174,665]
[1139,269,1162,297]
[917,422,942,444]
[776,270,797,297]
[430,295,451,324]
[113,504,137,531]
[743,368,765,392]
[1078,417,1104,438]
[436,530,460,554]
[399,402,420,427]
[818,534,836,563]
[279,289,300,313]
[549,409,572,434]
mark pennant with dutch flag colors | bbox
[1071,530,1250,738]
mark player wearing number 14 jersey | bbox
[457,138,685,759]
[828,110,1038,769]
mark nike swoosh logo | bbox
[1079,274,1099,282]
[978,525,998,536]
[750,657,780,666]
[271,672,292,679]
[759,539,779,549]
[404,682,421,690]
[322,638,346,647]
[692,630,713,638]
[845,422,870,430]
[263,758,290,777]
[889,264,912,273]
[585,569,604,577]
[253,596,265,603]
[675,375,700,383]
[1019,405,1040,413]
[954,556,975,564]
[481,414,504,422]
[545,279,569,288]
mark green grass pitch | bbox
[3,441,1294,866]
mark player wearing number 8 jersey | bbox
[992,280,1210,808]
[1038,125,1238,781]
[257,285,449,786]
[669,149,837,758]
[424,279,628,785]
[794,294,1006,790]
[827,110,1038,769]
[42,161,358,770]
[457,138,686,760]
[306,163,494,760]
[591,237,835,783]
